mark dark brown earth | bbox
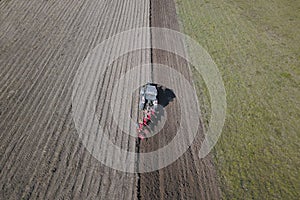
[139,0,220,199]
[0,0,220,199]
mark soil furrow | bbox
[139,0,220,199]
[0,0,220,199]
[1,0,149,199]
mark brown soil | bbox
[0,0,220,199]
[138,0,220,199]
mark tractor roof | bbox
[145,85,157,101]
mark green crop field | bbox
[176,0,299,199]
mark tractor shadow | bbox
[156,85,176,108]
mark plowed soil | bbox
[139,0,220,199]
[0,0,220,199]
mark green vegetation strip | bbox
[175,0,300,199]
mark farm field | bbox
[0,0,148,199]
[1,0,298,199]
[0,0,219,199]
[176,0,300,199]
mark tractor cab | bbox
[139,83,158,110]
